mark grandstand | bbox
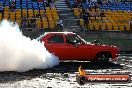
[0,0,131,32]
[69,0,132,31]
[0,0,59,30]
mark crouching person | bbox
[56,18,63,31]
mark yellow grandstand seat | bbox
[4,14,9,19]
[46,7,50,10]
[28,13,33,18]
[119,23,125,31]
[101,22,106,30]
[9,18,15,22]
[4,6,9,11]
[16,11,21,15]
[89,22,94,30]
[102,17,107,20]
[36,21,42,28]
[49,21,55,29]
[73,8,80,17]
[90,17,95,20]
[51,8,57,13]
[112,17,118,21]
[16,14,21,19]
[94,22,99,30]
[16,19,21,27]
[22,9,27,16]
[34,10,39,16]
[118,10,122,13]
[79,19,84,26]
[0,13,2,20]
[10,15,15,19]
[42,20,48,29]
[96,17,101,20]
[113,10,117,13]
[112,23,118,30]
[124,23,130,31]
[99,22,102,29]
[46,9,51,13]
[10,12,15,15]
[40,10,45,14]
[51,7,56,11]
[0,18,2,21]
[106,23,112,30]
[28,9,33,18]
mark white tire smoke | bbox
[0,20,59,72]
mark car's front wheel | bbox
[94,52,110,63]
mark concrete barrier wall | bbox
[79,31,132,51]
[79,31,132,39]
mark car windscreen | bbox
[66,34,84,44]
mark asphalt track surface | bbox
[0,56,132,88]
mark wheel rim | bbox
[97,53,109,63]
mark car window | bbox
[66,34,81,44]
[48,35,64,43]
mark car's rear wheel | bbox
[93,52,110,63]
[97,52,110,63]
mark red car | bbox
[38,32,118,63]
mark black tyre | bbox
[95,52,110,63]
[76,76,87,85]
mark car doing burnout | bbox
[38,32,119,63]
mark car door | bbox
[45,34,68,59]
[65,34,93,60]
[77,44,95,60]
[64,34,85,60]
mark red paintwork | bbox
[39,32,119,61]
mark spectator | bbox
[83,12,89,30]
[82,0,86,3]
[100,10,105,20]
[30,16,36,23]
[56,18,63,25]
[129,19,132,30]
[73,2,78,8]
[94,3,98,12]
[10,0,16,12]
[46,2,50,7]
[22,16,27,28]
[98,0,102,4]
[43,0,46,7]
[88,6,92,11]
[36,12,41,18]
[42,11,46,17]
[0,3,3,14]
[10,0,15,4]
[91,0,97,5]
[79,8,85,18]
[47,0,54,7]
[56,18,63,31]
[50,0,55,7]
[30,16,36,28]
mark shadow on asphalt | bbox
[0,62,122,83]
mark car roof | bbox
[44,32,75,35]
[37,32,75,40]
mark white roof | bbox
[45,32,74,34]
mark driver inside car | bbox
[66,35,82,45]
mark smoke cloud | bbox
[0,20,59,72]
